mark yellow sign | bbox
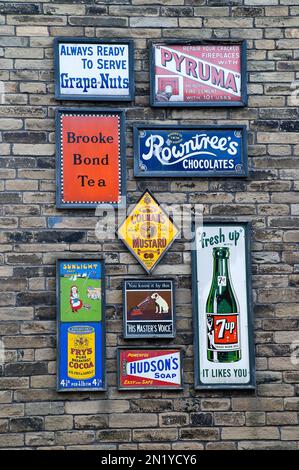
[67,326,95,380]
[118,190,180,273]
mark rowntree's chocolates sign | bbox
[54,38,134,101]
[118,348,183,390]
[134,125,248,178]
[150,40,247,107]
[56,108,125,209]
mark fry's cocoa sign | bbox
[118,348,183,390]
[150,41,247,107]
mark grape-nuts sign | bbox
[150,40,247,107]
[54,38,134,101]
[134,125,247,178]
[192,222,255,389]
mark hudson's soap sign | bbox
[118,348,183,390]
[134,125,247,178]
[54,38,134,101]
[150,40,247,107]
[56,108,125,208]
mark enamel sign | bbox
[118,190,180,274]
[150,40,247,107]
[134,125,247,177]
[192,222,255,390]
[57,259,106,392]
[118,348,183,390]
[123,279,175,339]
[54,38,134,101]
[56,108,125,208]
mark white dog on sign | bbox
[151,292,169,314]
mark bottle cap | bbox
[213,247,230,258]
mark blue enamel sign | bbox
[54,38,134,101]
[56,259,106,392]
[134,125,247,178]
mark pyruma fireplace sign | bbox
[56,108,125,209]
[150,40,247,107]
[54,38,134,101]
[134,125,248,178]
[192,222,255,389]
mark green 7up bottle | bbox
[206,247,241,363]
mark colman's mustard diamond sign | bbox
[118,190,180,274]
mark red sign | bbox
[212,314,239,346]
[151,41,246,107]
[118,348,183,390]
[56,109,125,208]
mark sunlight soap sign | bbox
[57,259,106,392]
[54,38,134,101]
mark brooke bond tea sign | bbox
[118,190,180,274]
[56,108,125,208]
[192,222,255,389]
[150,40,247,107]
[123,279,175,339]
[54,38,134,101]
[57,259,106,392]
[134,125,247,178]
[118,348,183,390]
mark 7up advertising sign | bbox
[192,222,255,389]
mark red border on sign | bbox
[118,348,183,390]
[60,113,121,205]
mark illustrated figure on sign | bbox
[207,316,215,350]
[74,335,89,348]
[156,84,173,102]
[70,286,83,313]
[151,292,169,314]
[87,286,101,300]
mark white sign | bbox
[193,223,255,389]
[55,39,133,100]
[127,351,181,385]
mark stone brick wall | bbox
[0,0,299,450]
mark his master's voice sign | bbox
[56,109,125,209]
[54,39,134,100]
